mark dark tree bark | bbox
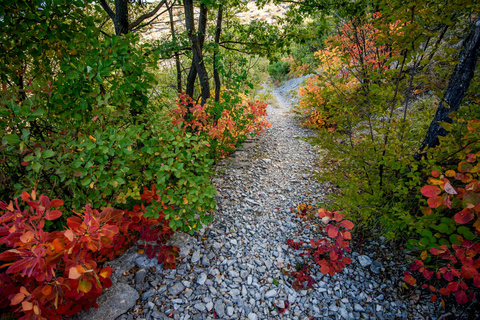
[419,18,480,152]
[213,4,223,102]
[185,2,208,101]
[99,0,167,36]
[167,1,182,93]
[184,0,210,105]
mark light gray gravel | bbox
[113,78,451,320]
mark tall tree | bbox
[99,0,168,35]
[213,3,224,102]
[419,17,480,152]
[184,0,210,104]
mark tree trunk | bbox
[419,18,480,152]
[114,0,129,35]
[185,0,210,104]
[213,4,223,102]
[168,2,182,93]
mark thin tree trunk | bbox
[419,18,480,152]
[168,2,182,93]
[186,2,208,102]
[213,4,223,102]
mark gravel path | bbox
[114,78,444,320]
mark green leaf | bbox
[42,150,56,158]
[31,162,42,172]
[2,134,20,146]
[436,223,450,234]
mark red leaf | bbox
[21,191,30,202]
[342,231,352,240]
[50,199,63,208]
[430,247,440,255]
[446,282,460,292]
[473,276,480,288]
[102,277,113,289]
[341,220,354,229]
[430,294,437,302]
[333,213,345,221]
[455,290,468,304]
[431,170,440,177]
[320,265,330,274]
[427,196,444,208]
[439,288,451,296]
[45,210,62,220]
[466,153,476,163]
[454,209,474,224]
[67,216,83,230]
[421,185,441,198]
[325,224,338,238]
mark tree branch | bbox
[129,0,168,31]
[99,0,115,20]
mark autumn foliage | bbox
[171,93,271,158]
[404,120,480,305]
[0,188,178,319]
[285,206,353,290]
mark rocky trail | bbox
[76,78,444,320]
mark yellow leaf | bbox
[445,170,456,177]
[420,250,428,260]
[138,249,144,254]
[88,135,96,142]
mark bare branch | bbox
[99,0,115,20]
[129,0,168,31]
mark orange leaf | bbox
[42,285,52,296]
[11,293,25,305]
[341,220,354,229]
[52,238,65,252]
[99,266,113,278]
[22,301,33,311]
[20,231,35,243]
[404,275,416,286]
[427,196,443,208]
[33,305,40,315]
[6,201,14,212]
[343,231,352,240]
[445,170,456,177]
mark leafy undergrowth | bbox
[0,188,178,320]
[284,204,354,293]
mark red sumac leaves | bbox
[421,185,441,197]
